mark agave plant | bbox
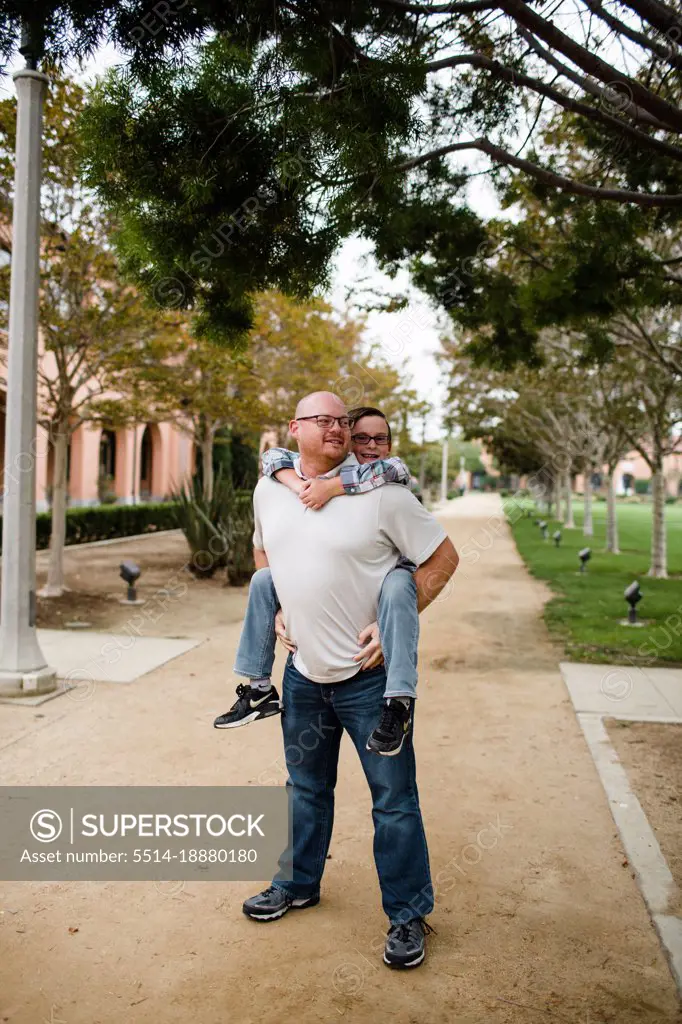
[171,469,255,582]
[226,494,255,586]
[171,468,235,578]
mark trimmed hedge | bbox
[21,501,182,554]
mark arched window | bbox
[99,429,116,479]
[140,426,153,499]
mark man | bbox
[215,404,421,754]
[241,391,459,969]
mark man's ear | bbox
[289,419,299,440]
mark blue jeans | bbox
[271,657,433,924]
[233,567,419,700]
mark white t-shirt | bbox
[252,454,448,683]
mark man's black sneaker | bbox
[366,698,413,756]
[384,918,434,969]
[213,683,282,729]
[242,885,320,921]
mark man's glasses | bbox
[296,415,351,428]
[351,433,390,446]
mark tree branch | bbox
[580,0,682,71]
[392,138,682,205]
[498,0,682,132]
[425,49,682,152]
[618,0,682,37]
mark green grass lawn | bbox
[505,498,682,666]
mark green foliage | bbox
[225,431,260,491]
[170,470,253,582]
[635,479,651,495]
[24,501,179,554]
[79,37,340,343]
[507,499,682,665]
[96,471,116,504]
[481,473,501,490]
[225,496,256,587]
[9,0,679,366]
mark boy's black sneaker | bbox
[384,918,434,969]
[242,885,320,921]
[213,683,282,729]
[366,698,413,756]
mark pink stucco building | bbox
[0,406,194,512]
[0,215,195,512]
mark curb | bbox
[577,711,682,995]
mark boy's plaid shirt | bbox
[261,447,411,494]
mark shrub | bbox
[97,471,117,504]
[634,478,651,495]
[171,471,254,582]
[226,495,255,586]
[3,501,181,555]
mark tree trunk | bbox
[418,450,426,493]
[583,469,593,536]
[563,469,575,528]
[553,474,562,520]
[605,469,620,554]
[648,466,668,578]
[201,437,214,501]
[39,427,69,598]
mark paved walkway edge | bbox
[577,712,682,994]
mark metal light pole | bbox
[0,26,57,696]
[440,435,449,504]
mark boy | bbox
[214,406,420,756]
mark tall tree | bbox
[124,317,265,502]
[596,315,682,576]
[53,0,682,354]
[248,290,407,440]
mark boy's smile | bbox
[351,414,392,464]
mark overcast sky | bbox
[2,43,504,441]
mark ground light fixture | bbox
[578,547,591,573]
[119,561,143,605]
[623,581,643,625]
[553,530,562,547]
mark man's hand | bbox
[354,621,384,670]
[275,609,296,652]
[299,476,343,510]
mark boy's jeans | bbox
[271,656,433,924]
[233,566,419,700]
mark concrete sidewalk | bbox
[561,661,682,722]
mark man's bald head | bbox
[289,391,350,473]
[294,391,347,419]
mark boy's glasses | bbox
[351,433,390,446]
[296,415,350,428]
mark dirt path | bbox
[0,494,680,1023]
